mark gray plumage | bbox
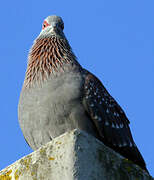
[18,15,148,172]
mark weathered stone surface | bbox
[0,129,153,180]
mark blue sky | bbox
[0,0,154,176]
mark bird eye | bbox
[42,21,49,30]
[42,23,46,29]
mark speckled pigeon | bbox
[18,15,148,172]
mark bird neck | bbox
[23,37,81,88]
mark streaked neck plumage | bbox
[23,35,81,89]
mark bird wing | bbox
[82,69,147,171]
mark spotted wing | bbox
[82,70,147,172]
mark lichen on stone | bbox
[48,157,55,160]
[0,169,12,180]
[14,169,21,180]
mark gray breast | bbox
[18,71,94,150]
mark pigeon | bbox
[18,15,148,172]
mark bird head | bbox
[38,15,65,38]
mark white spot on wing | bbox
[87,90,90,94]
[129,141,133,147]
[123,142,127,147]
[119,143,122,147]
[120,124,124,128]
[105,121,109,126]
[94,115,98,120]
[109,104,112,107]
[106,108,110,113]
[98,117,102,122]
[112,123,115,128]
[90,103,94,107]
[116,124,119,129]
[120,110,123,113]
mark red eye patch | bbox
[42,20,50,30]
